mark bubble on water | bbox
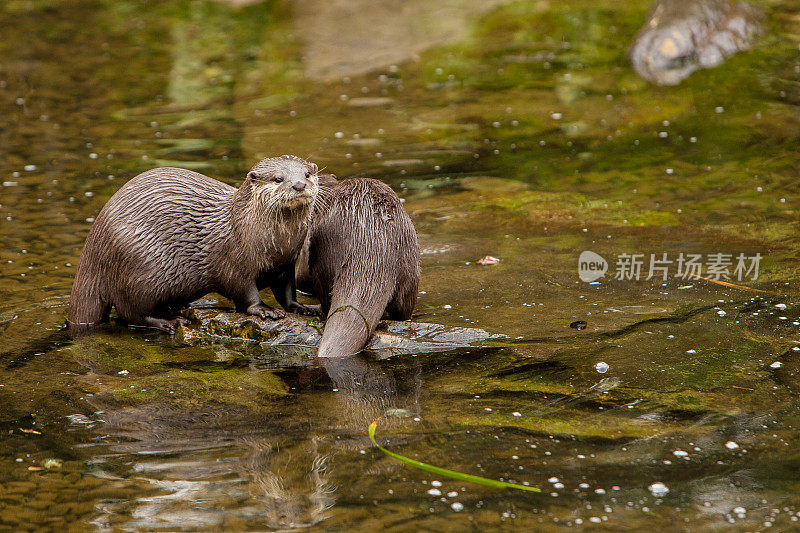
[427,488,441,496]
[594,488,606,495]
[548,477,559,483]
[715,106,724,113]
[686,349,697,354]
[447,491,458,498]
[725,441,740,450]
[648,482,669,497]
[775,303,787,309]
[717,310,727,317]
[451,502,464,512]
[673,450,688,457]
[770,361,783,369]
[443,304,452,309]
[512,412,522,417]
[733,506,746,514]
[24,164,37,171]
[431,480,442,487]
[554,482,564,489]
[551,112,562,120]
[594,361,609,373]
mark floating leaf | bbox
[688,274,769,293]
[477,255,500,265]
[368,416,540,492]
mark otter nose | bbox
[292,182,307,192]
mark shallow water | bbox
[2,0,800,530]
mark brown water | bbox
[2,0,800,530]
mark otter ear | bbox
[309,163,318,175]
[246,171,258,181]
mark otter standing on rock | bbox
[297,175,420,357]
[67,155,320,334]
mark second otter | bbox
[297,175,420,357]
[68,155,320,334]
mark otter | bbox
[297,175,420,357]
[67,155,321,334]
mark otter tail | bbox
[317,280,394,358]
[66,272,109,335]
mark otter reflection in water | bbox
[238,355,420,529]
[81,351,420,530]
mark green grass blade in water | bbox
[368,417,541,493]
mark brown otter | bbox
[297,175,420,357]
[67,155,321,334]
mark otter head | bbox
[245,155,319,211]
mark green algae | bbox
[106,367,289,407]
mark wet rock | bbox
[459,176,528,192]
[629,0,764,85]
[178,308,503,356]
[294,0,512,80]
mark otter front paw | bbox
[142,316,189,334]
[246,303,285,320]
[288,303,323,317]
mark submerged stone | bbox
[629,0,764,85]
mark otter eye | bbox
[305,171,310,179]
[273,176,284,183]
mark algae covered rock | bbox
[177,307,503,357]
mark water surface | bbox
[1,0,800,530]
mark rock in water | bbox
[177,308,505,357]
[629,0,764,86]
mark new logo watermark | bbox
[578,251,762,282]
[578,250,608,282]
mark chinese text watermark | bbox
[579,251,762,282]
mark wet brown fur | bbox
[297,176,420,357]
[67,155,319,334]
